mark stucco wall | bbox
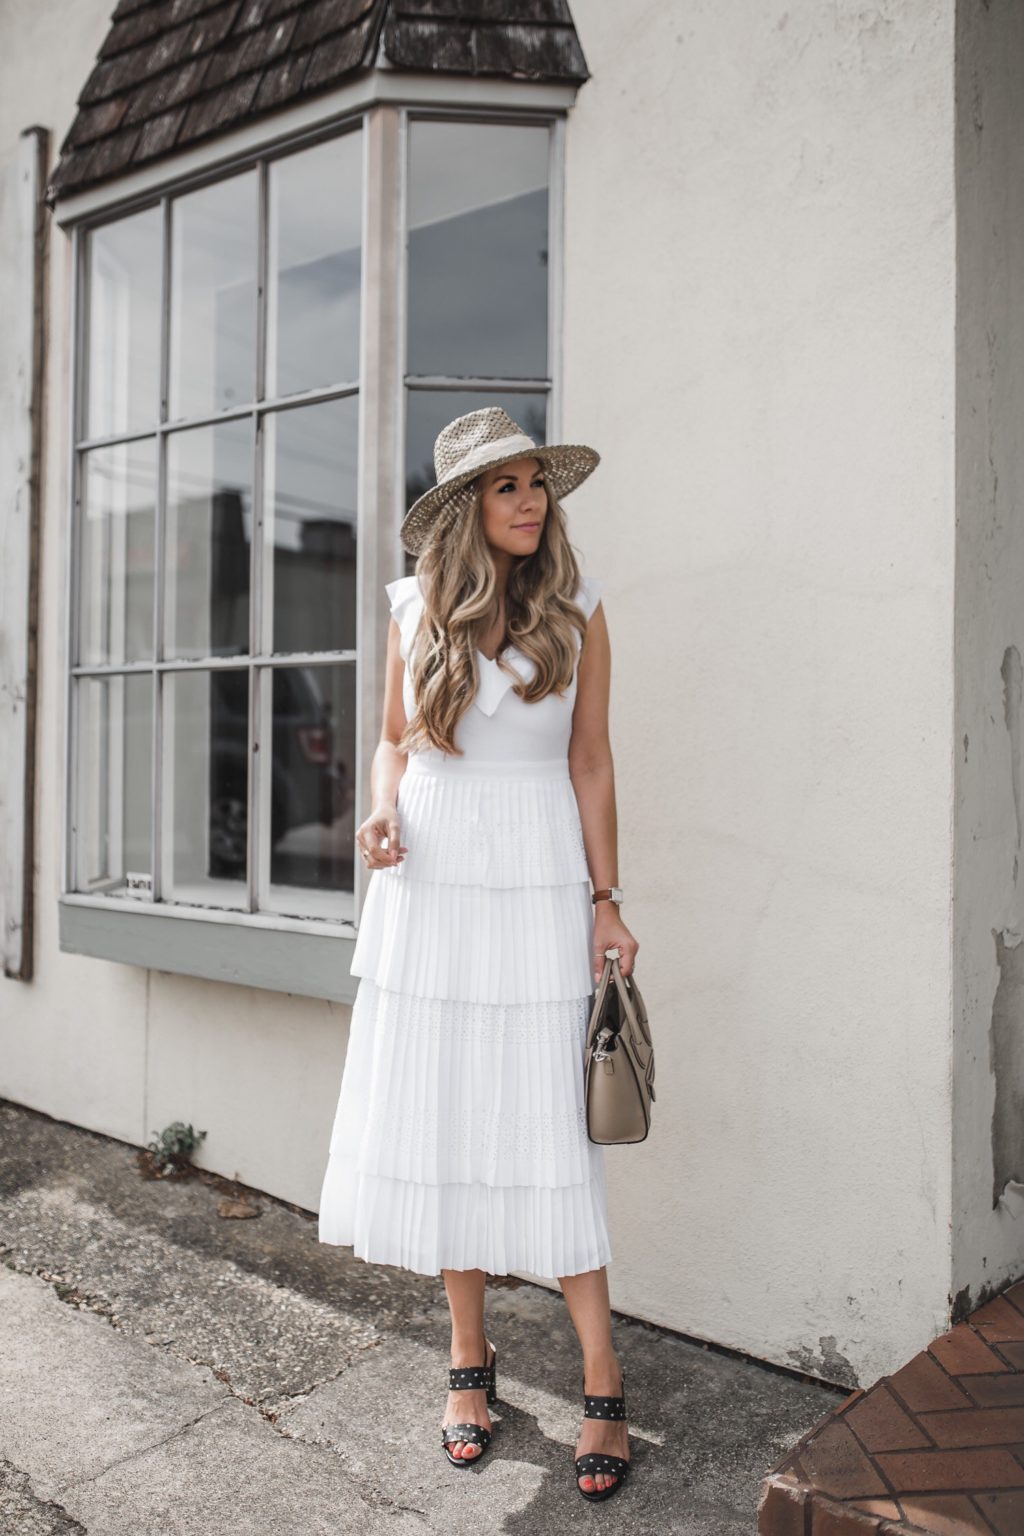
[563,0,955,1383]
[953,0,1024,1311]
[0,0,958,1387]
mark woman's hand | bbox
[592,901,639,981]
[356,802,407,870]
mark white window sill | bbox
[58,895,359,1004]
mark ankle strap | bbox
[583,1392,627,1419]
[448,1363,494,1391]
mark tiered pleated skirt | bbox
[318,751,612,1278]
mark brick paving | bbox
[758,1279,1024,1534]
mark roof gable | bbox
[45,0,589,207]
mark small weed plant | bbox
[146,1120,207,1177]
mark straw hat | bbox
[401,406,600,555]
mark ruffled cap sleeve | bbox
[384,574,424,663]
[576,575,604,620]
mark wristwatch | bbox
[591,886,623,906]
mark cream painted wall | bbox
[0,0,961,1388]
[953,1,1024,1310]
[562,0,955,1384]
[0,0,151,1136]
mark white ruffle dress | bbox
[317,572,612,1278]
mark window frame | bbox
[55,73,573,1004]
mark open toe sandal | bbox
[441,1340,498,1468]
[574,1368,630,1502]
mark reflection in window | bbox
[68,111,564,924]
[169,170,258,420]
[406,390,547,513]
[268,663,356,916]
[74,673,152,896]
[407,119,549,380]
[267,132,362,398]
[165,419,253,661]
[265,398,358,656]
[162,668,249,909]
[72,126,364,917]
[85,206,162,440]
[78,439,157,668]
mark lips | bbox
[513,522,540,529]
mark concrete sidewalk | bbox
[0,1100,840,1535]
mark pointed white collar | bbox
[473,647,537,717]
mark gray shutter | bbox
[0,126,48,981]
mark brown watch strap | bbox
[591,888,620,904]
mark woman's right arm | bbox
[355,616,410,870]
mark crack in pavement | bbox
[58,1401,231,1493]
[0,1456,88,1535]
[266,1425,432,1525]
[2,1254,118,1326]
[3,1264,432,1533]
[180,1350,435,1528]
[183,1339,383,1427]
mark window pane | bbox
[85,206,162,440]
[407,121,549,379]
[74,673,152,896]
[406,390,547,512]
[162,667,249,909]
[78,439,157,667]
[264,398,358,655]
[266,661,356,915]
[165,420,253,661]
[267,131,362,398]
[169,171,257,421]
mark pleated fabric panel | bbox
[349,875,595,1003]
[319,1155,612,1279]
[318,717,612,1277]
[392,760,589,887]
[330,979,598,1188]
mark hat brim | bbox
[400,442,600,556]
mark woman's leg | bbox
[559,1266,629,1493]
[442,1267,492,1460]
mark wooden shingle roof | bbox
[45,0,589,208]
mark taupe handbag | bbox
[583,947,655,1144]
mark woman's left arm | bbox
[569,600,640,982]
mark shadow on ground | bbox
[0,1100,842,1535]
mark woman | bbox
[318,406,640,1502]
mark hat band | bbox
[439,432,538,486]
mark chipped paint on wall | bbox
[785,1336,859,1391]
[1001,646,1023,859]
[989,647,1024,1207]
[953,0,1024,1323]
[990,927,1024,1206]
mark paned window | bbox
[72,130,362,922]
[405,116,552,524]
[63,100,562,989]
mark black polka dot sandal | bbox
[441,1340,498,1469]
[574,1368,630,1501]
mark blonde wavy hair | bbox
[396,476,590,758]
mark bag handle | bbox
[595,947,655,1095]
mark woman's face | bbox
[478,457,547,557]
